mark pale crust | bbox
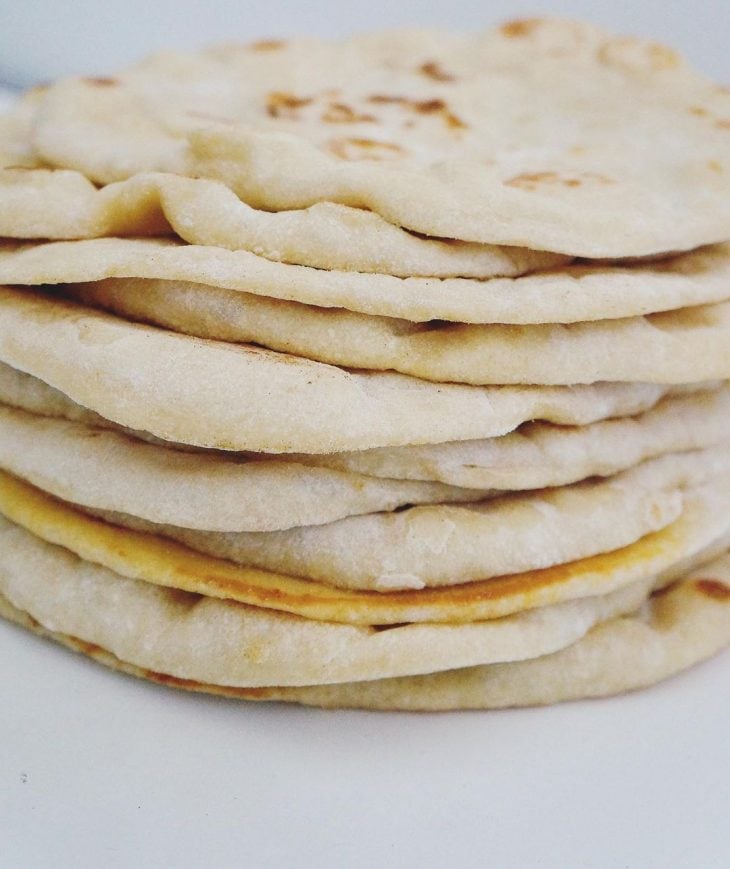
[0,169,565,278]
[69,278,730,385]
[297,388,730,488]
[0,523,726,703]
[237,558,730,709]
[1,391,727,538]
[0,289,702,453]
[0,405,483,533]
[0,362,721,491]
[1,239,729,324]
[29,21,730,256]
[87,448,730,589]
[0,515,662,687]
[2,468,730,624]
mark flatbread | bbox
[3,389,726,535]
[0,288,696,453]
[30,21,730,256]
[0,169,565,278]
[0,516,662,687]
[0,521,726,702]
[299,388,730,488]
[0,360,712,461]
[0,360,721,485]
[230,558,730,708]
[1,238,730,324]
[90,449,729,590]
[3,468,729,624]
[0,404,482,532]
[69,279,730,385]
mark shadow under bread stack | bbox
[0,19,728,710]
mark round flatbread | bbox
[3,468,729,625]
[0,516,661,687]
[1,239,729,324]
[29,21,730,257]
[1,522,726,702]
[0,288,698,453]
[92,449,729,590]
[300,388,730,489]
[0,404,482,532]
[69,278,730,385]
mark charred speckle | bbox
[695,579,730,601]
[500,19,543,38]
[419,61,456,82]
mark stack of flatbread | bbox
[0,19,728,710]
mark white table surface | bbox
[1,619,728,869]
[1,3,729,867]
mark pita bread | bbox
[299,388,730,488]
[30,21,730,256]
[228,557,730,708]
[0,288,698,453]
[90,449,729,590]
[0,516,663,687]
[0,359,721,482]
[3,390,725,535]
[69,279,730,385]
[4,467,729,625]
[0,168,565,278]
[1,239,729,325]
[0,521,726,701]
[0,360,713,462]
[0,404,483,532]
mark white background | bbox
[1,1,729,867]
[1,625,729,869]
[0,0,729,84]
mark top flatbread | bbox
[29,20,730,256]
